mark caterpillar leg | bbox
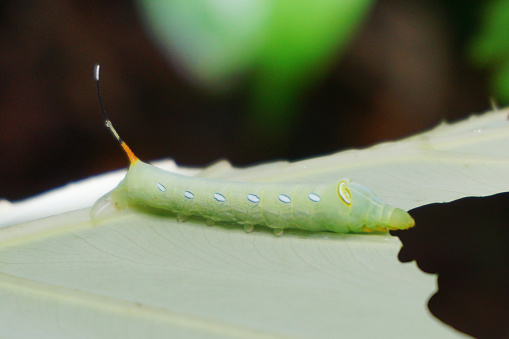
[273,228,284,237]
[243,224,254,233]
[361,226,392,233]
[206,219,216,226]
[176,213,187,223]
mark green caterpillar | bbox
[92,65,415,236]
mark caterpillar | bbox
[92,65,415,236]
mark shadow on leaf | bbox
[392,193,509,338]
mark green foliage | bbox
[470,0,509,101]
[136,0,374,135]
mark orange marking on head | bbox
[121,142,138,163]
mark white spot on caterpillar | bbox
[214,193,226,202]
[338,181,352,205]
[184,191,194,199]
[308,193,320,202]
[157,183,166,192]
[278,194,291,203]
[247,194,260,203]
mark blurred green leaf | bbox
[470,0,509,101]
[137,0,372,86]
[137,0,268,86]
[248,0,373,140]
[136,0,374,142]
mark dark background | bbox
[0,0,489,201]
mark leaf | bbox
[0,210,461,338]
[2,108,507,338]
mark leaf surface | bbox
[3,109,507,338]
[0,209,462,338]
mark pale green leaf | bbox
[0,210,461,338]
[3,108,508,338]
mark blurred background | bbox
[4,1,509,337]
[0,0,504,201]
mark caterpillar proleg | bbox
[92,65,415,235]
